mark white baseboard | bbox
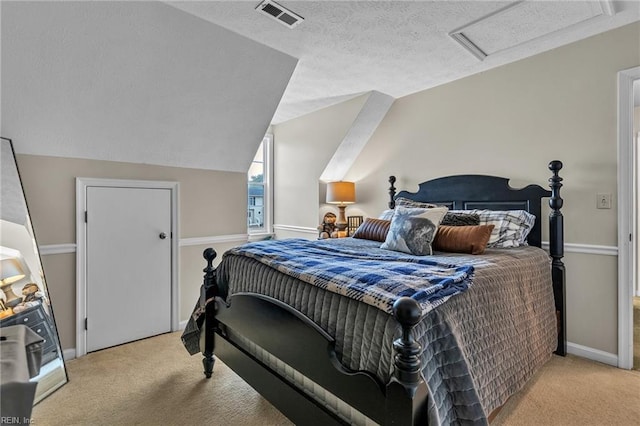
[178,320,188,330]
[63,348,77,361]
[567,341,618,367]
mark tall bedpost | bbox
[386,297,428,425]
[548,160,566,356]
[392,297,422,388]
[201,248,218,378]
[389,176,397,209]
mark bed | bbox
[182,161,566,425]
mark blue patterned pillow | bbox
[380,206,448,255]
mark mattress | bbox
[210,238,557,425]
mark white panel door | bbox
[86,186,172,352]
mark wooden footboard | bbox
[200,247,430,425]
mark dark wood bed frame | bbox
[197,161,565,425]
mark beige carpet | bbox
[33,332,640,426]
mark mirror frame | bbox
[0,136,68,408]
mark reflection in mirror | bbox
[0,137,68,417]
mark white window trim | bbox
[249,134,274,238]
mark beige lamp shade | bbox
[0,257,26,303]
[326,181,356,205]
[0,258,25,285]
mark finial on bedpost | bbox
[389,176,397,209]
[203,248,217,288]
[392,297,423,395]
[548,160,566,356]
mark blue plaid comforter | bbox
[225,238,474,316]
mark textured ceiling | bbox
[168,0,640,124]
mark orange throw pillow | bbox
[433,225,495,255]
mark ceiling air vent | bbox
[255,0,304,29]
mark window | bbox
[248,135,272,234]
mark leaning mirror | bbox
[0,137,68,416]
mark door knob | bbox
[159,232,167,240]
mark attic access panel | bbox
[450,0,615,60]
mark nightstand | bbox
[0,303,59,365]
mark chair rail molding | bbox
[541,242,618,256]
[273,224,319,235]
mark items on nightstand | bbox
[0,303,59,365]
[12,283,47,314]
[347,216,363,237]
[317,212,338,239]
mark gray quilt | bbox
[192,238,557,425]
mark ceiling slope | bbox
[0,1,297,172]
[319,91,395,183]
[169,1,640,124]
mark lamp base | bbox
[0,283,21,308]
[335,205,348,232]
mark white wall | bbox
[273,94,370,238]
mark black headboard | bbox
[389,174,551,247]
[387,162,566,356]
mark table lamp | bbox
[326,181,356,234]
[0,257,26,306]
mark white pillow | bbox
[378,209,394,221]
[451,209,535,248]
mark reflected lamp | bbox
[0,258,25,305]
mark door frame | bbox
[75,177,179,357]
[617,66,640,369]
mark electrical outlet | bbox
[596,193,612,209]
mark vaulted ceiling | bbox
[1,1,297,172]
[169,1,640,123]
